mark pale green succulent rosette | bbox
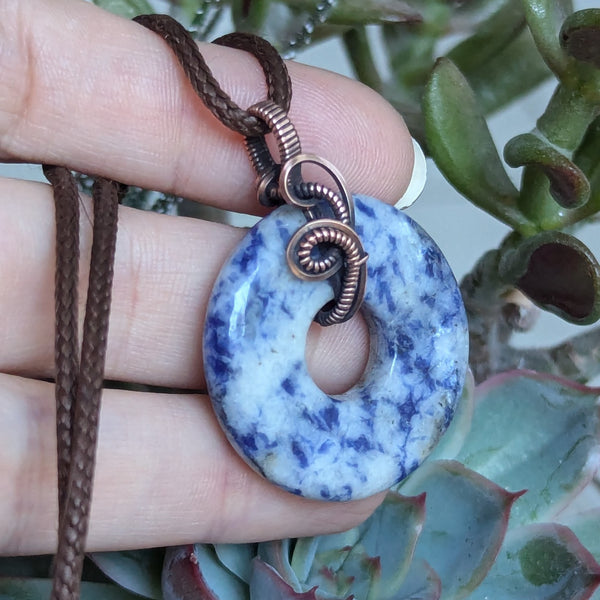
[56,370,600,600]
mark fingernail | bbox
[395,138,427,210]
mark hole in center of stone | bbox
[305,312,370,395]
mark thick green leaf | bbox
[93,0,154,19]
[287,0,422,26]
[448,0,525,74]
[231,0,271,33]
[249,560,318,600]
[162,545,249,600]
[290,530,358,598]
[560,9,600,68]
[259,540,303,592]
[399,460,519,599]
[523,0,573,76]
[344,493,425,600]
[294,493,425,600]
[561,509,600,561]
[505,133,591,208]
[569,116,600,224]
[469,523,600,599]
[0,578,142,599]
[575,116,600,178]
[497,230,600,324]
[90,549,163,599]
[424,370,475,462]
[390,558,440,600]
[423,58,532,234]
[461,26,551,115]
[456,372,600,526]
[214,544,257,585]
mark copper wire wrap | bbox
[245,100,301,206]
[245,100,368,325]
[287,219,367,325]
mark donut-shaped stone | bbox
[203,195,468,501]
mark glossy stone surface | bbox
[203,195,468,501]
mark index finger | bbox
[0,0,413,213]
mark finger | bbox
[0,374,384,554]
[0,177,369,392]
[0,0,413,213]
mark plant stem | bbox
[517,83,600,229]
[537,84,600,152]
[343,27,383,92]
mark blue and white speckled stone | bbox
[203,195,468,501]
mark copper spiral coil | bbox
[243,100,367,325]
[287,219,368,325]
[292,181,352,226]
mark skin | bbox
[0,0,414,555]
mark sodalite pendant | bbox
[203,195,468,501]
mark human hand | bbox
[0,0,414,555]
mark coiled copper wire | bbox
[287,219,368,325]
[245,100,368,325]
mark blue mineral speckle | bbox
[203,195,469,501]
[292,441,309,468]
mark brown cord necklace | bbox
[46,12,468,600]
[46,15,295,599]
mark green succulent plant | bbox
[152,371,600,600]
[2,0,600,599]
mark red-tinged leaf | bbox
[250,559,319,600]
[162,545,248,600]
[424,370,475,462]
[560,9,600,68]
[90,549,163,599]
[559,508,600,561]
[390,558,441,600]
[297,492,426,599]
[259,539,303,590]
[471,523,600,599]
[458,371,600,525]
[400,460,522,599]
[505,133,591,208]
[498,231,600,324]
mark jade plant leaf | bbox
[452,23,551,116]
[423,57,531,234]
[575,116,600,179]
[455,372,600,526]
[162,544,250,600]
[250,559,319,600]
[523,0,573,76]
[90,549,164,599]
[288,0,423,26]
[498,231,600,324]
[399,460,520,599]
[92,0,154,18]
[0,578,142,599]
[505,133,591,208]
[447,0,526,74]
[469,523,600,599]
[560,9,600,68]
